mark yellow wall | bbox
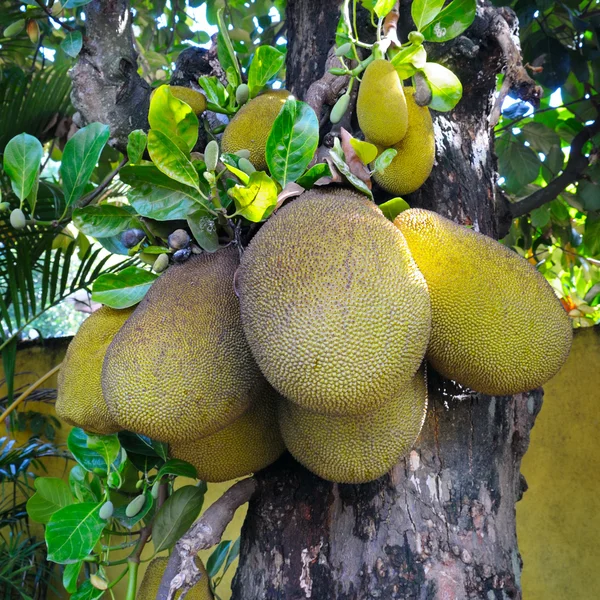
[4,329,599,599]
[517,326,600,599]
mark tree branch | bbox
[510,117,600,218]
[156,478,257,600]
[76,157,128,208]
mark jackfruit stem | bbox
[125,561,139,600]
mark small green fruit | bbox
[335,43,352,57]
[330,94,350,124]
[10,208,26,229]
[125,494,146,518]
[236,83,250,106]
[4,20,25,38]
[90,574,108,590]
[238,157,256,175]
[151,480,161,499]
[0,202,10,212]
[408,31,424,45]
[153,253,169,273]
[99,501,114,520]
[234,149,251,159]
[204,140,220,172]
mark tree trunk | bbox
[231,2,540,599]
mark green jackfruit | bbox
[371,87,435,195]
[220,89,291,171]
[394,209,573,395]
[56,306,134,434]
[170,379,285,482]
[238,188,431,416]
[279,368,427,484]
[102,248,262,443]
[151,85,207,115]
[137,557,213,600]
[357,59,408,146]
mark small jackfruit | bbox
[56,306,134,434]
[279,368,427,484]
[394,209,573,395]
[220,89,291,171]
[137,557,213,600]
[167,85,207,115]
[102,248,263,443]
[357,59,408,146]
[170,379,285,482]
[238,188,431,416]
[371,87,435,196]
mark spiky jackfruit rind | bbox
[170,379,285,482]
[220,89,291,171]
[357,59,408,146]
[238,188,432,416]
[137,557,213,600]
[371,87,435,196]
[56,306,134,434]
[102,248,262,443]
[394,209,573,395]
[279,368,428,484]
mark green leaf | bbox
[26,477,74,524]
[86,434,121,470]
[72,205,136,238]
[68,429,110,474]
[496,134,541,192]
[147,130,200,191]
[156,459,198,480]
[379,197,410,221]
[296,163,332,189]
[3,133,43,202]
[349,138,378,165]
[248,46,286,98]
[541,145,564,183]
[207,540,232,577]
[411,0,446,30]
[61,31,83,58]
[118,431,167,458]
[374,0,397,18]
[198,76,228,107]
[521,122,561,155]
[71,580,105,600]
[127,130,147,164]
[63,561,83,594]
[120,165,206,221]
[216,9,242,88]
[420,63,462,111]
[69,466,99,503]
[222,537,241,575]
[61,123,110,207]
[152,486,205,553]
[149,85,199,151]
[229,171,278,222]
[92,266,157,308]
[577,181,600,212]
[421,0,476,43]
[530,205,551,228]
[373,148,397,174]
[266,97,319,187]
[46,502,105,564]
[187,207,220,252]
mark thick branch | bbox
[156,478,257,600]
[510,117,600,218]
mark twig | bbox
[488,6,542,127]
[35,0,75,32]
[495,97,589,132]
[156,478,257,600]
[509,117,599,218]
[76,157,128,208]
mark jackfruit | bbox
[102,248,262,443]
[162,85,207,115]
[371,87,435,195]
[394,209,573,395]
[357,59,408,146]
[137,556,213,600]
[56,306,134,434]
[238,188,431,416]
[220,89,291,171]
[170,379,285,482]
[279,368,427,484]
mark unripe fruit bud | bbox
[203,171,216,185]
[408,31,425,45]
[10,208,26,229]
[235,83,250,106]
[234,149,251,159]
[204,140,219,172]
[330,94,350,124]
[168,229,190,250]
[151,480,161,499]
[121,228,145,248]
[51,1,63,17]
[125,494,146,518]
[172,247,191,263]
[90,575,108,591]
[335,43,352,57]
[135,479,144,489]
[238,157,256,175]
[153,252,169,273]
[26,20,40,44]
[4,20,25,38]
[0,202,10,212]
[139,251,157,266]
[328,67,348,76]
[99,501,114,520]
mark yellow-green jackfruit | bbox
[238,188,431,416]
[102,248,262,443]
[357,59,408,146]
[137,556,213,600]
[151,85,207,115]
[279,368,427,484]
[56,306,134,434]
[170,379,285,482]
[371,87,435,195]
[220,89,291,171]
[394,209,573,395]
